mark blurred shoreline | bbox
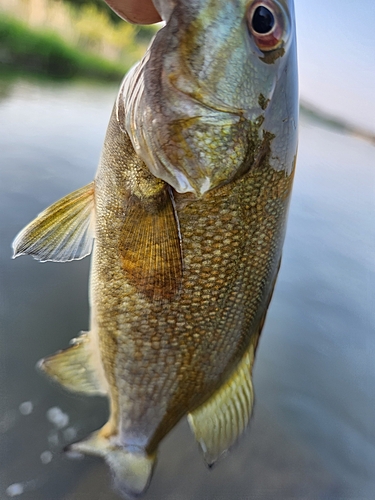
[0,0,374,144]
[0,0,155,79]
[300,101,375,146]
[0,14,126,80]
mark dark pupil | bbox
[252,6,275,34]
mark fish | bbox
[12,0,298,496]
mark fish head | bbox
[120,0,298,197]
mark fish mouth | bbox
[119,27,264,198]
[152,0,176,22]
[142,109,253,197]
[145,80,257,196]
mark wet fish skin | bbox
[94,109,294,448]
[12,0,298,496]
[124,0,298,195]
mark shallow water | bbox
[0,76,374,499]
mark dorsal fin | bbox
[12,183,95,262]
[119,185,183,301]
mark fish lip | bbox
[152,0,176,22]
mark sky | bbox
[295,0,375,131]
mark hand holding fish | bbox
[104,0,162,23]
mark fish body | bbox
[13,0,298,496]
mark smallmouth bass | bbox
[13,0,298,496]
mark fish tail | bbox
[66,428,156,497]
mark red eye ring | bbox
[246,0,286,52]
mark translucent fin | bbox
[188,338,257,466]
[67,430,156,497]
[187,264,281,467]
[12,182,95,262]
[37,332,107,396]
[120,186,183,301]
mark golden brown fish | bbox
[13,0,298,496]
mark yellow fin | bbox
[38,332,107,396]
[119,186,183,301]
[188,339,257,466]
[12,182,95,262]
[67,430,156,497]
[187,275,281,468]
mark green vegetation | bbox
[0,0,157,80]
[0,14,126,79]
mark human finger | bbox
[104,0,162,24]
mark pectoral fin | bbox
[12,182,95,262]
[119,186,183,301]
[38,332,107,396]
[188,336,257,466]
[66,430,156,497]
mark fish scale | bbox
[90,108,293,456]
[13,0,298,495]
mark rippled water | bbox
[0,76,374,499]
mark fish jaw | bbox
[262,0,299,175]
[119,0,298,196]
[118,56,254,197]
[152,0,176,22]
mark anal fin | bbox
[12,182,95,262]
[120,185,183,301]
[38,332,107,396]
[188,335,258,466]
[188,267,281,466]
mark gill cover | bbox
[117,0,298,197]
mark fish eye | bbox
[246,0,286,52]
[252,6,275,34]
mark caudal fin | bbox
[66,430,156,497]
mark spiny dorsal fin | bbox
[38,332,107,396]
[12,182,95,262]
[119,185,183,301]
[66,430,156,497]
[187,337,257,466]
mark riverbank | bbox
[0,14,126,80]
[0,0,155,80]
[300,102,375,145]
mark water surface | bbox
[0,76,374,499]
